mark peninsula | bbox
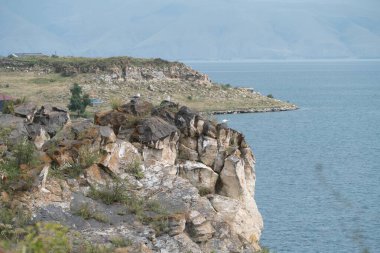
[0,56,297,114]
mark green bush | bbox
[68,83,91,117]
[1,100,14,114]
[267,94,274,99]
[0,205,31,241]
[12,138,38,166]
[127,159,144,179]
[220,83,232,90]
[23,222,71,253]
[0,138,38,192]
[88,181,127,205]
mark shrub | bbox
[267,94,274,99]
[110,97,123,110]
[187,95,193,101]
[12,138,38,166]
[2,100,14,114]
[23,222,71,253]
[88,181,127,205]
[110,236,132,248]
[0,205,31,241]
[74,203,109,223]
[221,83,232,90]
[127,159,144,179]
[0,138,38,192]
[78,145,99,169]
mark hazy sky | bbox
[1,0,379,59]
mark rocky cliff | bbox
[0,99,263,252]
[0,57,210,83]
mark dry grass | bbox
[0,70,296,113]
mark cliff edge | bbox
[0,99,263,252]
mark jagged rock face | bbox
[4,99,262,253]
[0,103,70,148]
[94,101,263,252]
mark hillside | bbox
[0,56,297,114]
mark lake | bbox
[188,61,380,253]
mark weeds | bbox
[0,205,31,241]
[127,159,144,179]
[110,97,123,110]
[110,236,132,248]
[88,182,170,235]
[74,203,109,223]
[88,181,127,205]
[0,138,38,192]
[78,145,99,169]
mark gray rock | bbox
[134,117,179,144]
[14,102,37,122]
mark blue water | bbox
[188,61,380,253]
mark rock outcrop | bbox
[0,99,263,253]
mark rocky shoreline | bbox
[210,105,298,115]
[0,98,264,253]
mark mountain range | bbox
[1,0,379,60]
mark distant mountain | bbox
[0,0,379,60]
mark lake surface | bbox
[188,61,380,253]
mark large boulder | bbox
[175,106,197,137]
[32,104,70,137]
[94,110,127,134]
[100,140,141,176]
[187,210,215,242]
[218,155,246,201]
[178,161,218,193]
[133,117,178,144]
[151,100,179,125]
[178,143,198,161]
[0,114,28,144]
[197,135,218,167]
[142,132,179,166]
[209,194,263,252]
[14,102,37,122]
[117,98,153,116]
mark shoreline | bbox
[208,106,299,115]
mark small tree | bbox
[68,83,90,116]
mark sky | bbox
[0,0,379,60]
